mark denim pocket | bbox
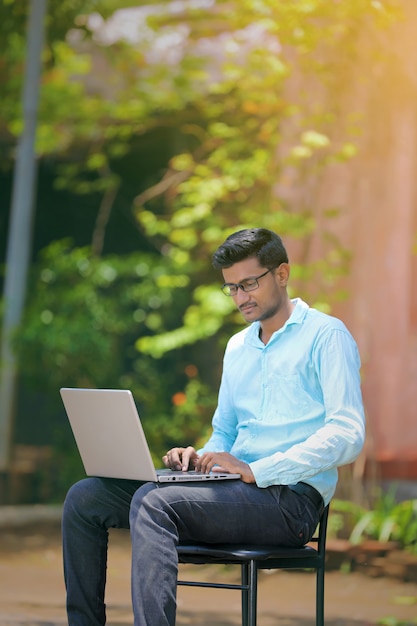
[275,486,319,546]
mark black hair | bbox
[212,228,289,269]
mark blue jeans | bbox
[62,477,320,626]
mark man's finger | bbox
[181,446,198,470]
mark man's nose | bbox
[234,287,251,303]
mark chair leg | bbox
[241,563,249,626]
[316,565,325,626]
[247,560,257,626]
[241,561,258,626]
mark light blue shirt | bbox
[199,298,365,505]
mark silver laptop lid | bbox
[60,388,158,481]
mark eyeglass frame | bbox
[221,267,276,296]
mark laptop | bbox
[60,388,241,483]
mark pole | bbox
[0,0,47,471]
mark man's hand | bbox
[195,451,255,484]
[162,446,199,471]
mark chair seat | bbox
[178,541,319,564]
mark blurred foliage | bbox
[332,489,417,554]
[1,0,401,499]
[16,239,189,389]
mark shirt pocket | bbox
[268,373,315,421]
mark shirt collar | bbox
[287,297,309,325]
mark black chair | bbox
[177,503,329,626]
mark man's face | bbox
[222,257,287,324]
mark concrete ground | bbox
[0,506,417,626]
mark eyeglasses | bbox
[221,268,274,296]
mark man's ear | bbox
[275,263,290,287]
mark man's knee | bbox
[129,482,159,525]
[63,477,103,518]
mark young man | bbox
[62,228,365,626]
